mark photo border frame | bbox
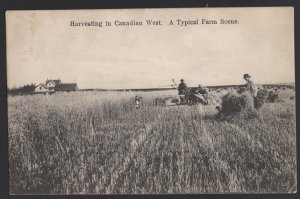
[0,0,298,199]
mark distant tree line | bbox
[7,84,36,96]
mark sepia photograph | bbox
[6,7,296,194]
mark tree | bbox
[7,83,36,96]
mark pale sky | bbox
[6,7,295,89]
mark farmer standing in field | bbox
[178,79,187,102]
[243,74,257,97]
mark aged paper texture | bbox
[6,8,296,194]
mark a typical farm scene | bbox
[8,75,296,194]
[6,8,296,195]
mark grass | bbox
[8,89,296,194]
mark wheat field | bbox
[8,88,296,194]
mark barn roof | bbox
[55,83,78,91]
[46,79,61,84]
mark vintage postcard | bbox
[6,7,296,194]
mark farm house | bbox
[34,83,54,94]
[34,79,78,94]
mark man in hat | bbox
[178,79,187,94]
[178,79,187,102]
[243,74,257,97]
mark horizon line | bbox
[78,82,295,91]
